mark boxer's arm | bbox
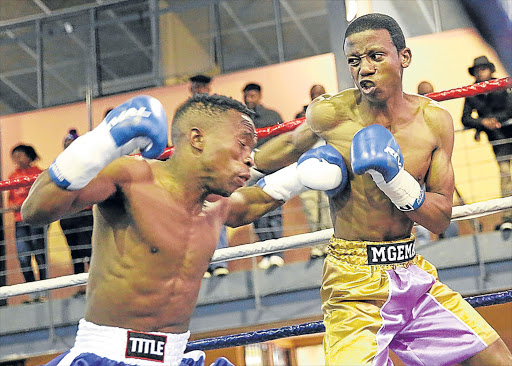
[21,157,146,226]
[227,145,347,227]
[23,95,166,225]
[225,186,282,228]
[253,122,318,173]
[407,106,455,234]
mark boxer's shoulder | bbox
[307,89,356,133]
[101,155,155,185]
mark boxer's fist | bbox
[49,95,168,190]
[104,95,167,159]
[297,144,348,197]
[351,124,402,183]
[351,125,424,211]
[257,144,347,201]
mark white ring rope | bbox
[1,196,512,299]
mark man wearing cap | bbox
[462,56,512,235]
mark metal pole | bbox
[43,225,56,343]
[36,19,44,108]
[251,256,262,310]
[212,2,224,71]
[273,0,285,63]
[432,0,442,33]
[149,0,162,87]
[87,9,97,131]
[472,219,487,291]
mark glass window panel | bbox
[370,0,435,38]
[438,0,473,31]
[97,0,154,93]
[158,4,213,81]
[0,24,38,113]
[280,0,330,61]
[219,0,279,72]
[42,0,97,11]
[42,14,89,106]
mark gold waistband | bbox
[327,235,417,268]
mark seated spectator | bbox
[242,82,285,269]
[415,81,459,243]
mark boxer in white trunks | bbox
[22,93,348,366]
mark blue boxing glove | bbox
[257,144,347,201]
[351,124,424,211]
[49,95,168,190]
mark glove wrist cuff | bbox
[376,169,425,211]
[257,163,307,201]
[49,124,119,190]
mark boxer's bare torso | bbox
[86,159,225,333]
[307,89,454,241]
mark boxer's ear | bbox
[400,47,412,69]
[189,128,204,152]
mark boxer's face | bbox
[205,110,256,196]
[344,29,410,102]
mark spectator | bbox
[59,129,93,297]
[295,85,332,259]
[189,74,212,96]
[417,80,434,96]
[8,144,47,303]
[243,82,285,269]
[189,75,229,277]
[295,84,326,119]
[416,81,460,243]
[461,56,512,234]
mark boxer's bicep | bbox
[22,160,122,226]
[254,123,318,173]
[225,186,282,227]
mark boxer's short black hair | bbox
[344,13,406,52]
[172,94,255,145]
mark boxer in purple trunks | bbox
[252,12,512,366]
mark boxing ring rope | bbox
[1,77,511,350]
[1,194,512,299]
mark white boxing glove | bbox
[257,144,348,201]
[49,95,168,190]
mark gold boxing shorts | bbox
[321,236,499,366]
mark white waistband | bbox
[70,319,190,366]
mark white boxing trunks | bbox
[45,319,233,366]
